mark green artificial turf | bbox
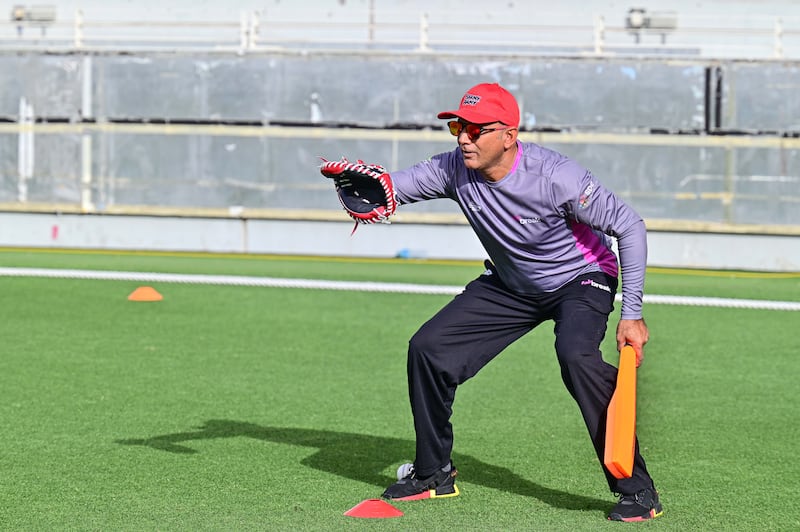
[0,249,798,530]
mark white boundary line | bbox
[1,267,798,311]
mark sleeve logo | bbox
[579,182,595,209]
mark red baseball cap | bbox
[437,83,520,127]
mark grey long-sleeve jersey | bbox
[390,141,647,319]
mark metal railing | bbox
[2,7,800,59]
[1,121,798,234]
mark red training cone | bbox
[343,498,403,518]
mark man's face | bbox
[448,120,511,172]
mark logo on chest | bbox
[515,215,542,225]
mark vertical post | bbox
[368,0,375,44]
[722,66,736,225]
[81,55,93,120]
[713,66,723,130]
[418,12,429,51]
[723,145,736,224]
[774,18,783,59]
[74,9,83,48]
[81,55,96,211]
[239,10,247,52]
[704,66,711,134]
[704,66,723,134]
[594,15,605,55]
[249,10,259,50]
[17,98,34,203]
[81,136,93,212]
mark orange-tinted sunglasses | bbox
[447,121,508,142]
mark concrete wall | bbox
[1,211,797,272]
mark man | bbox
[328,82,662,522]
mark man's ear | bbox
[504,128,518,149]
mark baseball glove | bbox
[320,157,397,226]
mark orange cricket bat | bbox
[603,345,637,479]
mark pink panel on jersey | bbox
[571,222,619,277]
[509,141,523,174]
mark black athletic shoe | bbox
[382,464,459,501]
[607,488,664,522]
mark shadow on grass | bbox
[116,419,607,513]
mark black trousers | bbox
[407,263,655,494]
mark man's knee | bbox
[408,324,439,360]
[555,334,603,366]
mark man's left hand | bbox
[616,318,649,367]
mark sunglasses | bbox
[447,121,508,142]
